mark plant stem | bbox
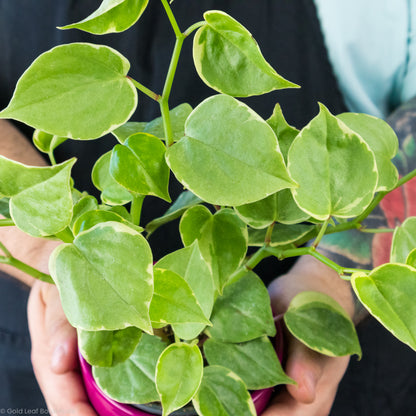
[131,194,145,226]
[0,240,53,284]
[312,217,330,248]
[228,246,270,285]
[127,76,161,101]
[0,218,15,227]
[183,21,205,37]
[48,151,57,165]
[396,167,416,188]
[160,0,182,38]
[266,246,370,279]
[359,227,395,234]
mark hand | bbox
[28,280,97,416]
[263,257,354,416]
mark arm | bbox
[263,96,416,415]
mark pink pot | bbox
[79,320,285,416]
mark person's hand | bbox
[263,256,355,416]
[28,280,97,416]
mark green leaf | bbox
[235,190,309,229]
[110,133,170,201]
[49,222,153,333]
[198,209,248,292]
[60,0,149,35]
[179,205,212,247]
[112,121,147,144]
[267,103,299,163]
[337,112,399,191]
[156,343,203,416]
[32,129,67,155]
[70,195,99,230]
[193,11,298,97]
[287,104,378,220]
[166,95,296,206]
[193,365,256,416]
[406,248,416,268]
[391,217,416,264]
[93,333,167,404]
[72,209,143,235]
[204,336,293,389]
[145,190,202,236]
[149,268,211,327]
[156,243,215,340]
[0,43,137,139]
[248,223,315,247]
[284,291,361,358]
[143,103,193,141]
[78,327,142,367]
[0,198,10,218]
[92,151,132,205]
[352,264,416,351]
[207,271,276,342]
[0,157,74,237]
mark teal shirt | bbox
[315,0,416,118]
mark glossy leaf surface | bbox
[149,268,210,327]
[352,264,416,351]
[391,217,416,264]
[193,365,256,416]
[50,222,153,332]
[0,43,137,139]
[0,157,74,237]
[288,104,378,220]
[110,133,170,201]
[337,112,398,191]
[156,343,203,416]
[156,243,214,340]
[207,272,275,342]
[78,326,142,367]
[60,0,149,34]
[284,292,361,357]
[204,336,293,389]
[167,95,295,206]
[193,11,298,97]
[93,333,167,404]
[92,151,132,205]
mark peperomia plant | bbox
[0,1,415,415]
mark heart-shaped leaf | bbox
[92,151,132,205]
[110,133,170,201]
[192,365,256,416]
[78,327,142,367]
[0,43,137,139]
[288,104,378,220]
[0,157,75,237]
[93,333,167,404]
[49,222,153,333]
[204,336,294,389]
[156,343,203,416]
[284,291,361,357]
[156,243,215,340]
[337,112,398,191]
[193,11,298,97]
[166,95,296,206]
[207,271,276,342]
[179,205,212,247]
[60,0,149,35]
[149,268,210,327]
[391,217,416,264]
[352,264,416,351]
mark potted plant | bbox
[0,1,415,415]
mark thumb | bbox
[32,281,78,374]
[284,336,324,404]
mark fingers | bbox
[28,281,97,416]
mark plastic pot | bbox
[79,320,285,416]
